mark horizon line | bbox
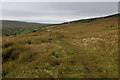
[1,13,119,24]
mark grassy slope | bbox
[2,14,118,78]
[2,20,47,36]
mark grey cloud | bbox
[2,2,118,23]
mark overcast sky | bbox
[1,0,120,2]
[2,2,118,24]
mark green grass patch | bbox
[19,52,33,63]
[2,45,26,63]
[20,26,42,34]
[50,48,64,58]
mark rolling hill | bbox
[1,20,48,36]
[2,14,118,78]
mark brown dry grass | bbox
[2,15,118,78]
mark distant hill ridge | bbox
[62,13,118,24]
[1,13,118,36]
[1,20,49,36]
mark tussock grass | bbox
[2,15,118,78]
[2,41,13,48]
[19,52,34,63]
[2,45,26,62]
